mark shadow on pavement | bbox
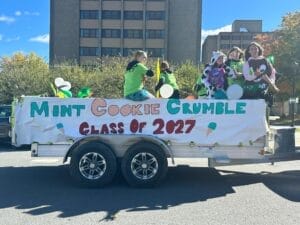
[219,169,300,202]
[0,143,30,152]
[0,165,299,221]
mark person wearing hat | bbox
[242,42,279,104]
[52,77,72,98]
[124,50,155,101]
[195,51,229,99]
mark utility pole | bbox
[291,62,299,127]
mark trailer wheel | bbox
[121,142,168,188]
[69,142,117,187]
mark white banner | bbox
[14,97,268,146]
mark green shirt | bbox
[160,71,179,90]
[195,75,207,96]
[124,63,148,96]
[228,59,243,73]
[227,59,244,86]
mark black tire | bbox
[121,142,168,188]
[69,142,117,188]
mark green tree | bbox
[0,52,202,103]
[0,52,49,104]
[174,61,201,97]
[272,11,300,98]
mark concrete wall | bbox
[201,35,217,64]
[50,0,80,64]
[168,0,202,64]
[201,20,272,63]
[232,20,262,32]
[50,0,202,64]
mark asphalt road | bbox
[0,144,300,225]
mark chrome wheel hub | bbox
[79,152,106,180]
[131,152,158,180]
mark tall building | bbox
[202,20,273,64]
[50,0,202,65]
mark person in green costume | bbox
[225,46,245,86]
[194,74,209,98]
[155,61,180,99]
[124,50,154,101]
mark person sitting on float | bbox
[155,60,180,99]
[124,50,155,101]
[225,46,245,86]
[51,77,72,98]
[195,51,229,99]
[242,42,279,102]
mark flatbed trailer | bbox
[12,97,298,187]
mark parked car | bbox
[0,105,11,143]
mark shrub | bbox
[0,53,202,103]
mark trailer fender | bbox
[63,135,174,164]
[63,136,115,163]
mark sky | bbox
[0,0,299,62]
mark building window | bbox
[243,35,254,40]
[124,11,143,20]
[146,11,165,20]
[242,43,249,49]
[101,47,121,56]
[80,47,100,56]
[124,29,143,39]
[80,10,99,19]
[102,29,121,38]
[102,10,121,19]
[146,48,164,57]
[232,35,241,40]
[146,29,164,39]
[123,48,140,57]
[80,29,99,38]
[220,44,230,49]
[220,35,230,40]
